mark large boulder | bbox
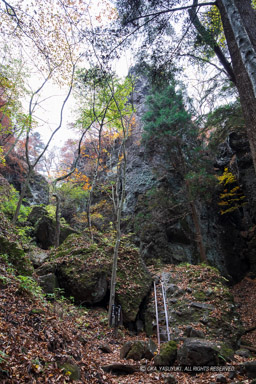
[28,206,48,225]
[34,215,56,250]
[239,361,256,379]
[43,232,152,322]
[143,264,243,346]
[37,273,59,294]
[25,172,49,205]
[177,338,219,366]
[120,340,157,361]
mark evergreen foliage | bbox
[143,83,192,143]
[142,80,215,199]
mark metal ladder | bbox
[154,280,170,347]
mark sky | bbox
[1,0,229,154]
[31,49,133,149]
[12,0,134,149]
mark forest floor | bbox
[0,260,256,384]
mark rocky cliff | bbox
[117,78,256,282]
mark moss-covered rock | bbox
[154,341,177,366]
[0,212,34,275]
[218,343,234,363]
[126,341,146,361]
[0,235,33,276]
[57,362,81,380]
[144,264,242,345]
[43,232,152,322]
[121,340,157,361]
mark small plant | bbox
[0,275,9,285]
[54,287,66,301]
[0,350,8,364]
[0,253,9,263]
[6,265,16,275]
[0,184,32,222]
[17,275,43,298]
[16,225,33,244]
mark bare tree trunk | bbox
[12,168,32,225]
[189,198,207,263]
[189,0,236,83]
[87,124,103,240]
[107,116,132,330]
[108,156,126,329]
[53,193,61,248]
[217,0,256,174]
[221,0,256,96]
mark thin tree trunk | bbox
[53,193,61,248]
[184,180,207,263]
[87,125,103,240]
[12,168,32,225]
[189,198,207,263]
[108,160,126,329]
[108,116,130,329]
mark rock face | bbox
[28,206,78,250]
[37,232,152,323]
[213,132,256,279]
[25,172,49,206]
[120,76,256,280]
[0,158,49,206]
[124,129,255,280]
[122,135,197,267]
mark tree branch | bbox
[32,63,76,169]
[125,2,216,23]
[189,0,236,83]
[179,53,228,73]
